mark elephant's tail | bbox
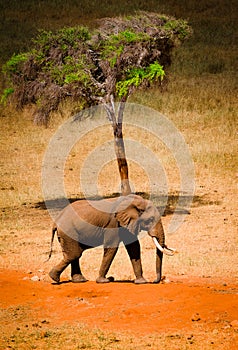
[45,224,57,262]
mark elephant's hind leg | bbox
[49,234,85,283]
[49,258,70,283]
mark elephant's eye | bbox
[145,217,154,225]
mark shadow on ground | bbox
[32,192,221,216]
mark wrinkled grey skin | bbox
[48,194,165,284]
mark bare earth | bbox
[1,269,238,349]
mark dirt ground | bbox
[1,268,238,349]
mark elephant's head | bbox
[115,194,176,282]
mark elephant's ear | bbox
[115,195,147,234]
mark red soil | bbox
[1,269,238,345]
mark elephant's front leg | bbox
[71,259,88,283]
[124,239,147,284]
[96,247,118,283]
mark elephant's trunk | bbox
[155,247,163,283]
[148,220,177,283]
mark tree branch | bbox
[118,96,127,125]
[103,96,117,131]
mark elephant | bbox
[48,194,176,284]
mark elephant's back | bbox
[57,199,115,228]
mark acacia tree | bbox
[2,12,191,195]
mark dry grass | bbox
[1,319,235,350]
[133,72,237,174]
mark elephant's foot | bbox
[96,276,111,283]
[134,277,148,284]
[153,275,166,284]
[49,268,61,283]
[71,274,88,283]
[153,278,161,284]
[153,274,164,284]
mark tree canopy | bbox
[2,11,192,125]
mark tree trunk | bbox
[113,122,131,195]
[104,96,132,196]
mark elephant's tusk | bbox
[152,237,164,252]
[152,237,177,256]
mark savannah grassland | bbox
[0,0,238,349]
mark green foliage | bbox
[33,26,91,49]
[102,43,124,67]
[0,87,14,105]
[64,72,82,84]
[30,26,91,70]
[101,30,149,67]
[163,19,192,40]
[111,30,149,44]
[41,55,92,86]
[146,62,165,81]
[116,62,165,98]
[64,70,91,85]
[2,53,28,75]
